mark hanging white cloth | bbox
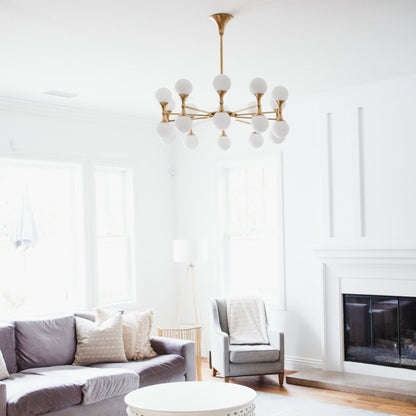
[10,190,38,250]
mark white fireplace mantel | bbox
[315,245,416,381]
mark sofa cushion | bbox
[91,354,185,387]
[22,365,139,405]
[0,324,17,373]
[15,315,76,370]
[229,344,280,364]
[5,372,82,416]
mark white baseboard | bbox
[285,355,323,371]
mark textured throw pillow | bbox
[0,350,10,380]
[95,308,156,360]
[73,313,127,366]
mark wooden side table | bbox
[157,325,202,381]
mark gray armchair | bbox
[209,298,285,385]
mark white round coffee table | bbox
[125,381,256,416]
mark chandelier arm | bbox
[234,112,257,116]
[185,106,211,114]
[189,115,211,120]
[235,119,251,125]
[231,105,257,113]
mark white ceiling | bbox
[1,0,415,118]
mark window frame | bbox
[0,155,139,316]
[216,154,286,311]
[92,165,136,307]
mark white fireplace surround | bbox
[316,246,416,381]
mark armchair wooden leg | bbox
[278,373,284,386]
[224,377,230,383]
[212,368,217,377]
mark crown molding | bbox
[0,95,157,124]
[314,243,416,262]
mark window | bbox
[218,157,285,309]
[95,167,135,305]
[0,159,85,317]
[0,159,136,317]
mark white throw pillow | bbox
[95,308,156,360]
[73,313,127,366]
[0,350,10,380]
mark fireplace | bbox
[343,294,416,370]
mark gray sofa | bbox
[0,314,196,416]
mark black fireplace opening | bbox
[343,294,416,370]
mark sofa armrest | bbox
[0,382,6,416]
[150,336,196,381]
[269,330,284,368]
[211,330,230,377]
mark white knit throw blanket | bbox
[227,296,269,345]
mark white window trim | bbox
[93,164,137,308]
[216,153,287,311]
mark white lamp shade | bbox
[173,240,208,264]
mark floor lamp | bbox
[173,240,208,326]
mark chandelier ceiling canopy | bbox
[155,13,289,150]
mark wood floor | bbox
[201,359,416,416]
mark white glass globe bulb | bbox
[272,120,289,138]
[213,74,231,92]
[217,133,231,151]
[184,132,199,150]
[249,132,264,148]
[166,100,175,111]
[249,77,267,94]
[271,85,289,101]
[157,122,173,138]
[251,115,269,133]
[175,79,192,95]
[213,112,231,130]
[155,88,172,103]
[175,115,192,133]
[270,131,285,144]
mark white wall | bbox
[0,98,176,328]
[172,75,416,367]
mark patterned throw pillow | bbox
[0,350,10,380]
[95,308,156,361]
[73,313,127,366]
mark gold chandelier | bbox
[155,13,289,150]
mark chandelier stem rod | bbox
[220,34,224,74]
